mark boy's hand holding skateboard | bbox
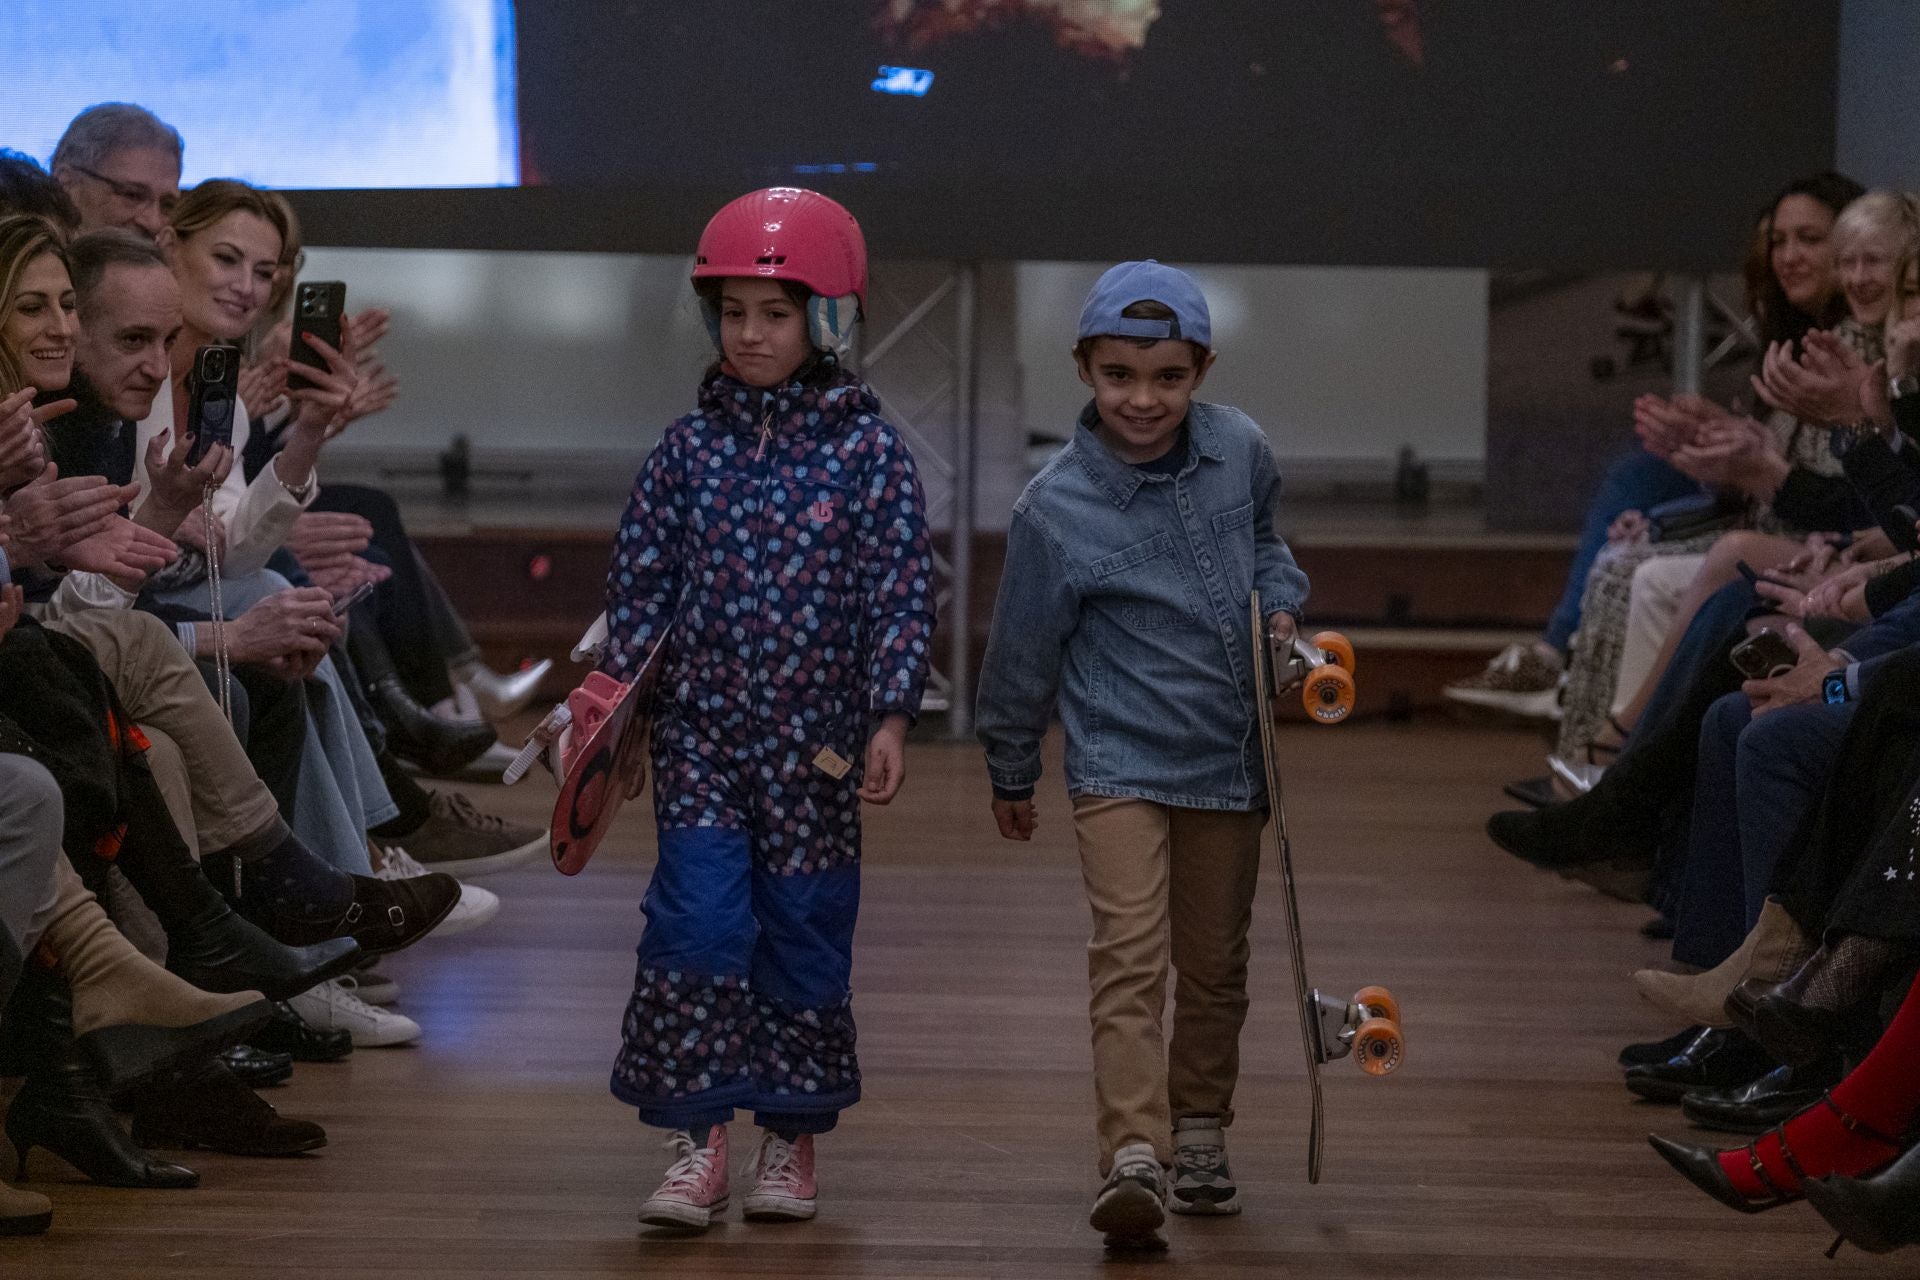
[1267,611,1302,693]
[858,714,910,805]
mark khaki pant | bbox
[1071,796,1265,1172]
[43,610,280,857]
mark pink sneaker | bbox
[638,1125,729,1229]
[743,1131,817,1222]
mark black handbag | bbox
[1646,490,1744,543]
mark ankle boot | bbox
[454,657,552,720]
[368,674,496,775]
[2,981,197,1189]
[1486,775,1659,870]
[1730,935,1904,1068]
[1635,899,1815,1030]
[129,1055,326,1157]
[163,894,362,1001]
[37,860,274,1091]
[0,1180,51,1236]
[1805,1141,1920,1254]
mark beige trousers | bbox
[1071,796,1265,1172]
[42,609,279,856]
[1612,552,1706,717]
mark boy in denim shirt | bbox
[976,261,1310,1250]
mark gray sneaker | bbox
[1090,1142,1168,1249]
[1169,1117,1240,1215]
[377,790,546,878]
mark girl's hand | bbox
[858,714,910,804]
[1606,509,1649,545]
[993,797,1037,841]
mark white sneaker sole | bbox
[427,884,501,939]
[639,1193,726,1230]
[1169,1188,1242,1215]
[1088,1178,1165,1238]
[742,1191,816,1222]
[1442,684,1563,720]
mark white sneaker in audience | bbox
[1547,753,1605,796]
[352,967,401,1005]
[288,977,421,1047]
[376,847,500,938]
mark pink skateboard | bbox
[508,626,671,875]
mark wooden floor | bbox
[5,723,1904,1278]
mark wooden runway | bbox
[5,724,1900,1278]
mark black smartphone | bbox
[288,281,346,392]
[1734,559,1762,587]
[183,343,240,467]
[1730,628,1798,679]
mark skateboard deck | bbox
[547,628,672,875]
[1249,591,1400,1184]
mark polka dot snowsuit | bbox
[603,366,934,1133]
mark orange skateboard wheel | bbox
[1353,1016,1403,1076]
[1310,630,1356,674]
[1301,665,1356,724]
[1352,985,1400,1026]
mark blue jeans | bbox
[1544,451,1699,653]
[1671,694,1854,969]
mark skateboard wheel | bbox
[1310,630,1356,674]
[1301,665,1356,724]
[1352,985,1400,1025]
[1353,1017,1403,1076]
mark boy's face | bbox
[1076,336,1215,463]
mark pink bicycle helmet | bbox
[693,187,868,357]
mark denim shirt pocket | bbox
[1089,531,1197,630]
[1211,501,1256,598]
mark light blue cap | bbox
[1077,260,1211,349]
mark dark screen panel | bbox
[288,0,1838,269]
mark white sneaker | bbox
[288,977,421,1047]
[376,847,499,938]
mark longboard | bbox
[1249,590,1402,1184]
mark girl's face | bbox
[718,278,812,388]
[169,209,282,342]
[3,251,77,392]
[1770,193,1837,316]
[1837,225,1903,327]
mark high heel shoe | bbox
[454,657,552,720]
[1650,1094,1906,1214]
[1728,935,1902,1068]
[6,1047,198,1189]
[1805,1141,1920,1254]
[368,674,496,775]
[163,896,362,1001]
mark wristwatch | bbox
[1822,669,1851,706]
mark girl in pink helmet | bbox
[601,188,935,1230]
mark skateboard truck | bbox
[1267,630,1357,724]
[1309,986,1404,1078]
[503,614,625,787]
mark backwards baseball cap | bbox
[1077,259,1212,349]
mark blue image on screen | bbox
[871,66,935,97]
[0,0,519,189]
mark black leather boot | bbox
[129,1056,326,1156]
[367,674,495,775]
[1805,1142,1920,1254]
[1729,936,1903,1068]
[164,896,363,1001]
[3,981,196,1189]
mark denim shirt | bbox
[976,400,1310,811]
